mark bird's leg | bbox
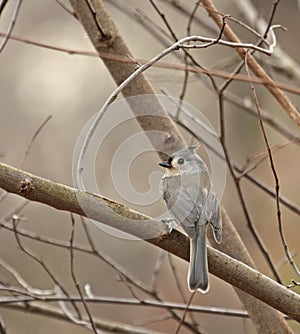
[161,218,175,233]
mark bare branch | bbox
[0,0,23,53]
[0,162,299,321]
[245,52,300,278]
[201,0,300,128]
[235,0,300,80]
[19,115,52,167]
[69,214,99,333]
[0,256,54,296]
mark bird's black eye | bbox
[178,158,185,165]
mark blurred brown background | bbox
[0,0,299,333]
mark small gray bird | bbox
[159,146,222,292]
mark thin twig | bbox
[175,292,199,334]
[0,293,251,317]
[244,51,300,278]
[178,1,201,111]
[286,279,300,289]
[0,256,54,296]
[0,0,23,54]
[167,254,200,327]
[179,25,283,54]
[19,116,52,167]
[263,0,281,39]
[133,313,171,326]
[85,0,107,38]
[53,0,77,18]
[240,140,295,176]
[167,255,188,306]
[150,251,166,291]
[69,214,99,333]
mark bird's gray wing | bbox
[203,190,222,243]
[161,177,206,239]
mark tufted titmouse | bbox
[159,146,222,292]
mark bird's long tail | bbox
[188,225,209,292]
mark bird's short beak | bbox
[159,161,172,169]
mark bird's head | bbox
[159,146,205,176]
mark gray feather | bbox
[188,224,209,292]
[204,191,222,243]
[161,173,207,237]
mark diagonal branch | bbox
[0,162,299,322]
[200,0,300,128]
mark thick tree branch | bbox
[0,162,299,323]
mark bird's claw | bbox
[161,218,175,234]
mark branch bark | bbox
[0,162,299,324]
